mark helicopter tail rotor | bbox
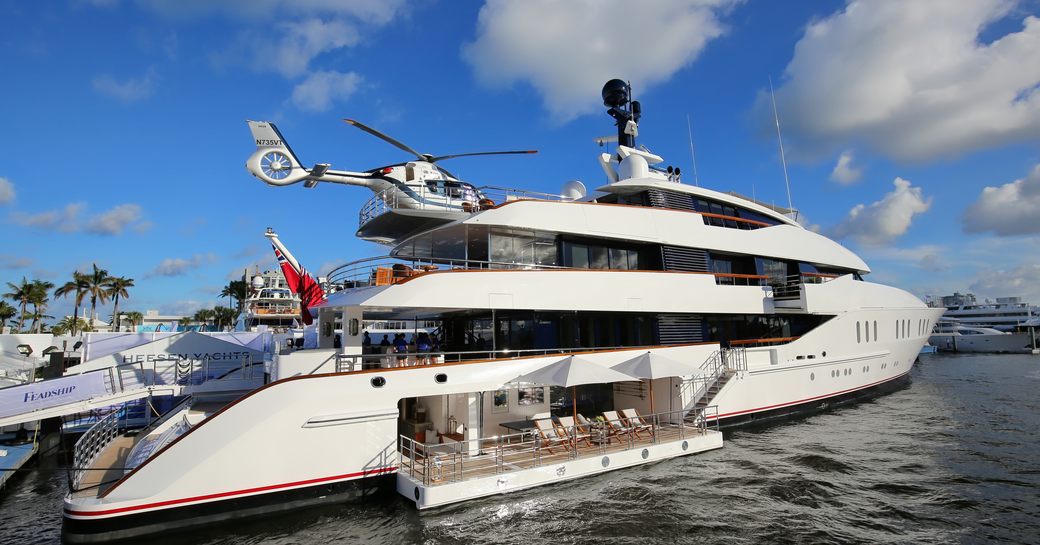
[245,120,308,186]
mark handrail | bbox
[698,211,771,228]
[729,336,800,346]
[70,410,121,490]
[396,406,717,487]
[337,343,665,373]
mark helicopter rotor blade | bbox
[343,119,427,161]
[428,150,538,163]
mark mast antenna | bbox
[686,114,700,186]
[769,76,795,216]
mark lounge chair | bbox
[556,416,592,448]
[534,418,569,454]
[602,410,632,443]
[620,408,653,439]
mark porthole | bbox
[807,355,815,359]
[641,448,649,460]
[810,372,815,381]
[414,486,420,500]
[822,351,827,357]
[682,440,689,451]
[434,373,447,384]
[796,355,805,360]
[371,376,386,388]
[602,456,610,468]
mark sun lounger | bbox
[602,410,632,443]
[534,418,569,454]
[556,416,592,448]
[620,408,653,439]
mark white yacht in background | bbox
[926,293,1039,353]
[63,80,943,543]
[235,269,302,332]
[928,292,1039,330]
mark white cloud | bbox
[763,0,1040,161]
[963,164,1040,236]
[160,299,206,317]
[828,177,932,246]
[463,0,736,120]
[861,244,949,272]
[291,70,363,111]
[829,150,862,185]
[84,204,144,235]
[137,0,404,24]
[9,203,148,235]
[9,203,85,232]
[92,68,158,102]
[968,262,1040,302]
[146,254,219,278]
[0,255,34,270]
[0,177,15,204]
[255,18,360,79]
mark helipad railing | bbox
[359,185,573,228]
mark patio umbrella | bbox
[513,355,637,421]
[610,351,699,415]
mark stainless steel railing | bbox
[334,344,662,373]
[359,184,573,228]
[397,406,718,487]
[71,410,120,489]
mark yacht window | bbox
[856,322,861,343]
[567,243,590,268]
[873,321,878,342]
[589,246,608,269]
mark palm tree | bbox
[106,276,134,332]
[55,271,90,336]
[123,310,144,331]
[83,264,114,328]
[212,306,238,331]
[0,301,16,331]
[28,279,55,334]
[4,277,32,332]
[220,280,249,312]
[52,316,89,336]
[192,308,215,331]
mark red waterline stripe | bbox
[711,371,910,419]
[65,466,397,518]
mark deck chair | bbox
[620,408,653,439]
[556,416,592,448]
[602,410,632,443]
[531,412,551,420]
[534,418,569,454]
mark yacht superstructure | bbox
[63,80,942,542]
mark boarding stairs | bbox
[0,357,259,428]
[683,347,746,423]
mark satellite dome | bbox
[251,275,266,289]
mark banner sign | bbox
[0,372,109,419]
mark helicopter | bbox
[245,119,537,236]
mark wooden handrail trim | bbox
[729,336,801,345]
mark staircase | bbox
[683,347,746,422]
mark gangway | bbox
[0,356,261,428]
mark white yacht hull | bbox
[63,305,941,542]
[928,332,1037,354]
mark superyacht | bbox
[62,80,942,542]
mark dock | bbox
[0,442,38,490]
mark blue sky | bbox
[1,0,1039,321]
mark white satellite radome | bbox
[561,180,587,201]
[251,275,265,290]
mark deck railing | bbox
[70,410,121,489]
[359,185,572,228]
[397,406,717,487]
[335,344,659,373]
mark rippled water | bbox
[3,353,1038,545]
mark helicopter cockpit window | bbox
[425,180,440,194]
